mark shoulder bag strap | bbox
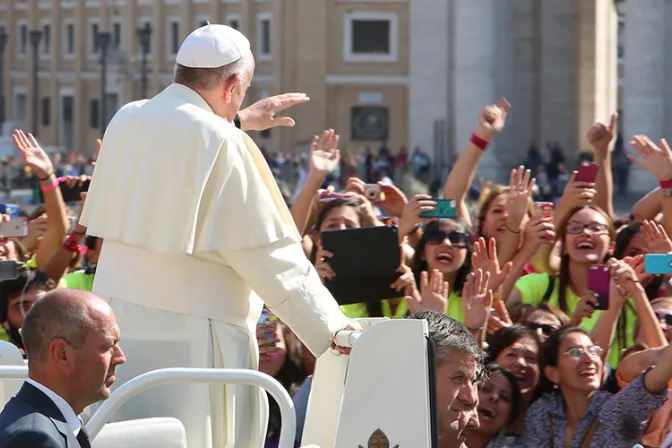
[548,413,555,447]
[579,418,600,448]
[543,275,556,302]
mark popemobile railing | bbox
[0,366,297,447]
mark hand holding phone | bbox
[588,265,610,310]
[575,162,599,183]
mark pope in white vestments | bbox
[79,24,353,447]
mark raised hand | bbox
[475,98,511,140]
[471,237,512,291]
[561,171,596,205]
[391,264,417,293]
[405,269,450,313]
[12,129,53,178]
[641,220,672,254]
[606,257,641,298]
[569,293,597,326]
[506,166,536,231]
[521,216,556,254]
[628,135,672,181]
[375,183,409,218]
[309,129,340,176]
[398,194,437,237]
[237,92,310,131]
[587,113,618,155]
[462,269,493,331]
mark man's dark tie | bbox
[76,427,91,448]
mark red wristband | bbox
[41,179,59,192]
[62,233,81,253]
[660,179,672,189]
[471,133,490,151]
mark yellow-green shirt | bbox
[515,273,637,368]
[25,255,37,269]
[340,291,465,323]
[59,272,94,291]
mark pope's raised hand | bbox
[238,92,310,131]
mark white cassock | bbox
[79,83,350,448]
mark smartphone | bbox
[319,191,345,202]
[533,202,553,219]
[419,199,457,219]
[68,216,76,232]
[0,204,20,218]
[588,265,610,311]
[644,254,672,274]
[60,179,91,203]
[0,260,20,281]
[363,184,381,201]
[0,218,28,238]
[575,161,599,183]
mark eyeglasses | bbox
[655,312,672,326]
[564,345,603,358]
[425,229,468,248]
[525,322,559,336]
[566,222,609,235]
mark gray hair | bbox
[407,310,487,382]
[173,53,254,91]
[22,290,94,363]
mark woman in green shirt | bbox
[508,204,638,368]
[407,217,474,322]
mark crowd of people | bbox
[0,22,669,448]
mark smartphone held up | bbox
[588,265,610,311]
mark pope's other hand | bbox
[238,93,310,131]
[331,320,363,355]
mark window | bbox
[90,99,99,128]
[41,97,50,126]
[257,14,272,59]
[18,23,27,56]
[351,106,389,141]
[91,22,100,54]
[15,93,27,122]
[113,22,122,50]
[65,23,75,55]
[344,11,398,62]
[228,17,239,30]
[42,23,51,55]
[169,20,180,55]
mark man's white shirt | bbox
[26,378,81,436]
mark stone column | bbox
[408,0,449,161]
[623,0,666,193]
[451,0,499,181]
[573,0,618,155]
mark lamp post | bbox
[136,23,151,99]
[29,30,42,136]
[0,31,7,135]
[97,31,111,136]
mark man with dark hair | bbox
[0,268,57,351]
[0,288,126,448]
[407,310,485,448]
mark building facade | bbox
[0,0,620,187]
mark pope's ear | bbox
[222,74,241,100]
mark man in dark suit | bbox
[0,288,126,447]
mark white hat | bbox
[176,23,252,68]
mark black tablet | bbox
[320,226,402,305]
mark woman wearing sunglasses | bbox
[507,205,639,368]
[521,326,672,447]
[404,217,475,322]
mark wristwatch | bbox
[662,188,672,199]
[233,114,241,129]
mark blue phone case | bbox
[419,199,457,219]
[644,254,672,274]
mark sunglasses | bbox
[655,312,672,326]
[424,230,468,247]
[525,322,559,336]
